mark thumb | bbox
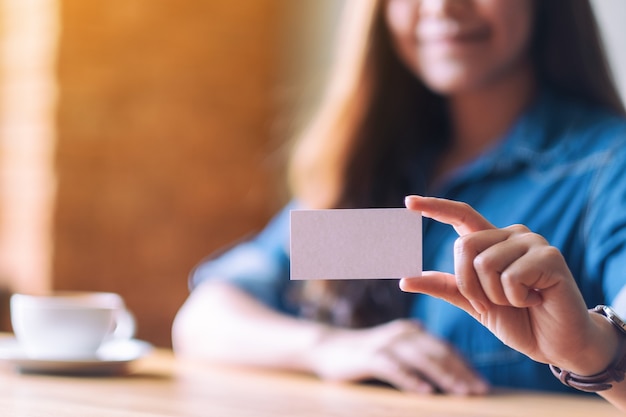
[400,272,475,314]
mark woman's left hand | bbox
[400,195,606,374]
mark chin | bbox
[421,76,478,96]
[419,64,496,96]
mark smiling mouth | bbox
[417,20,490,46]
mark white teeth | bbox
[416,19,483,42]
[418,19,461,40]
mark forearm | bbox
[549,308,626,412]
[587,312,626,412]
[172,281,491,394]
[599,381,626,412]
[172,280,330,373]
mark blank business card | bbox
[290,208,422,280]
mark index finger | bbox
[404,195,495,236]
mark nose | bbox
[420,0,471,18]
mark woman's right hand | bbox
[308,319,489,395]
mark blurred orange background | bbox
[0,0,340,347]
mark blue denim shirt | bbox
[190,90,626,393]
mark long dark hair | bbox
[290,0,624,328]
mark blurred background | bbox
[0,0,624,348]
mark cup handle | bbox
[111,308,136,340]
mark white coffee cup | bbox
[10,292,136,360]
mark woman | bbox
[173,0,626,407]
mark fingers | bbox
[390,331,490,395]
[403,194,558,309]
[400,271,476,316]
[402,226,562,311]
[456,226,554,309]
[366,321,435,394]
[371,351,486,395]
[453,228,517,313]
[368,321,489,395]
[405,195,495,235]
[368,355,435,394]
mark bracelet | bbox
[550,305,626,392]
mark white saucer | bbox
[0,336,153,375]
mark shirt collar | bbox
[433,89,556,194]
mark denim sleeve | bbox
[584,127,626,309]
[189,201,297,313]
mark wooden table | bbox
[0,347,622,417]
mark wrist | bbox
[567,309,621,376]
[303,324,343,376]
[305,325,362,380]
[551,305,626,392]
